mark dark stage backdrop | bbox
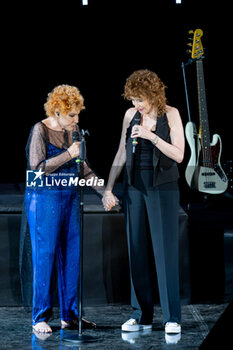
[1,0,231,201]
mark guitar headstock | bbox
[187,29,204,60]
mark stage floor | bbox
[0,303,227,349]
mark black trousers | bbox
[125,171,181,325]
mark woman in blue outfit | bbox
[25,85,102,333]
[102,70,185,335]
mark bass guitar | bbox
[185,29,228,194]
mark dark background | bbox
[1,0,231,202]
[1,0,233,317]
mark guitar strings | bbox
[197,60,214,188]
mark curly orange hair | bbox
[44,85,85,117]
[123,69,167,117]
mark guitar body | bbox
[185,121,200,188]
[185,122,228,194]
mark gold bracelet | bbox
[152,135,159,146]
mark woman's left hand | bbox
[131,125,154,141]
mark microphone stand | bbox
[62,129,98,344]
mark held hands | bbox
[102,190,119,211]
[67,142,80,158]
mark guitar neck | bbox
[196,59,211,148]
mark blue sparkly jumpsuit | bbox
[25,122,82,325]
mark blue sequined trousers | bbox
[25,143,80,325]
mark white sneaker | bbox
[121,319,152,332]
[165,322,181,334]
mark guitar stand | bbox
[182,62,208,212]
[202,193,210,209]
[181,61,193,123]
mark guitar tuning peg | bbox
[188,30,194,34]
[187,43,192,47]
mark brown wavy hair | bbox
[44,84,85,117]
[123,69,167,116]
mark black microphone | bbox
[72,129,87,161]
[132,111,141,154]
[72,131,80,166]
[72,130,79,142]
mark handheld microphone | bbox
[72,131,80,164]
[132,111,141,154]
[72,130,79,142]
[72,129,88,162]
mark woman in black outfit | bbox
[102,69,185,334]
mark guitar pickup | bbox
[203,182,216,188]
[201,172,215,176]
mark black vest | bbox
[125,111,179,186]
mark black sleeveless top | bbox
[134,137,154,170]
[125,111,179,186]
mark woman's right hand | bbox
[102,190,119,211]
[67,142,80,158]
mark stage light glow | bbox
[82,0,88,5]
[176,0,182,3]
